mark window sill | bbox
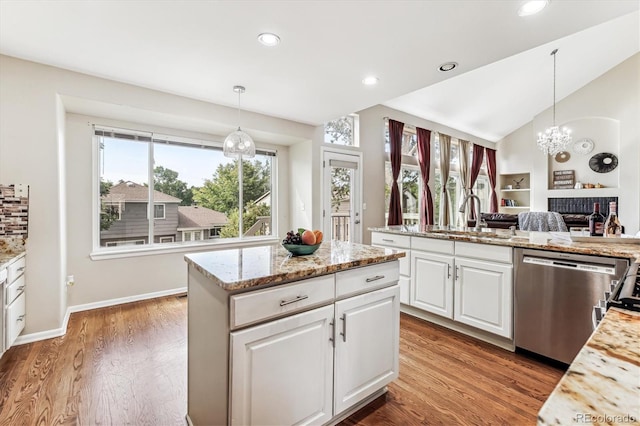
[90,236,280,260]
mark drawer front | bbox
[7,256,26,283]
[372,245,409,277]
[6,274,25,305]
[6,291,26,349]
[230,275,335,329]
[371,232,411,248]
[335,261,399,299]
[411,236,455,255]
[455,241,512,264]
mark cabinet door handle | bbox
[447,264,451,279]
[455,266,459,281]
[17,315,25,322]
[365,275,385,283]
[339,314,347,342]
[279,295,308,307]
[329,320,336,346]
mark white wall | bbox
[497,53,639,234]
[289,140,313,230]
[0,54,313,336]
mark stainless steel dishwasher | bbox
[514,248,628,364]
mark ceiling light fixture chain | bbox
[537,48,571,156]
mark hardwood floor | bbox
[0,296,564,425]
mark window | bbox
[96,126,276,249]
[383,121,490,227]
[324,115,359,146]
[153,204,165,219]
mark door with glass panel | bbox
[322,151,362,243]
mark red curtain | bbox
[387,119,404,225]
[469,144,485,219]
[485,147,498,213]
[417,127,433,226]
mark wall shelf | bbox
[499,173,531,213]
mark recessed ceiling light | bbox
[438,62,458,72]
[518,0,549,16]
[257,32,280,47]
[362,76,379,85]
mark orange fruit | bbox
[313,230,323,244]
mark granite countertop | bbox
[185,240,405,291]
[370,226,640,262]
[0,237,26,270]
[537,308,640,425]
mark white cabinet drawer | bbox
[230,275,335,329]
[455,241,512,263]
[0,268,6,283]
[6,274,25,305]
[411,236,455,255]
[7,256,25,283]
[336,261,399,299]
[371,232,411,248]
[6,291,26,349]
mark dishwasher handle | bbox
[522,256,616,275]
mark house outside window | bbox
[96,126,275,249]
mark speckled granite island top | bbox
[184,240,405,291]
[370,226,640,262]
[538,308,640,426]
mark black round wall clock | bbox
[589,152,618,173]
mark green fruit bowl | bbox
[282,243,321,256]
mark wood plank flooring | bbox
[0,296,564,425]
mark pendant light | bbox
[537,49,572,156]
[224,85,256,159]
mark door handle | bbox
[329,320,336,347]
[339,314,347,342]
[455,266,459,281]
[354,220,361,224]
[447,264,451,279]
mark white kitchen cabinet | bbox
[371,232,411,304]
[187,254,401,426]
[334,284,399,415]
[2,253,26,353]
[454,257,513,338]
[410,250,454,318]
[230,305,334,426]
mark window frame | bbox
[92,125,279,259]
[153,203,166,220]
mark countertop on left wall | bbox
[0,237,26,269]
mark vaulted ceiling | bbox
[1,1,638,142]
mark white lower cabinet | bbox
[230,305,334,426]
[334,285,400,415]
[454,257,513,338]
[226,263,401,426]
[410,251,454,318]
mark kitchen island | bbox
[184,240,404,426]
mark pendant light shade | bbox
[224,85,255,159]
[537,49,572,156]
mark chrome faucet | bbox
[458,194,487,231]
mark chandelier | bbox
[224,85,256,159]
[537,49,571,156]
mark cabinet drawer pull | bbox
[17,315,25,322]
[381,239,394,243]
[16,285,25,292]
[16,266,25,273]
[279,295,309,307]
[340,314,347,342]
[365,275,385,283]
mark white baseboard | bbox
[13,287,187,346]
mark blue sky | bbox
[101,137,233,187]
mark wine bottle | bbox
[588,202,605,237]
[603,201,622,237]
